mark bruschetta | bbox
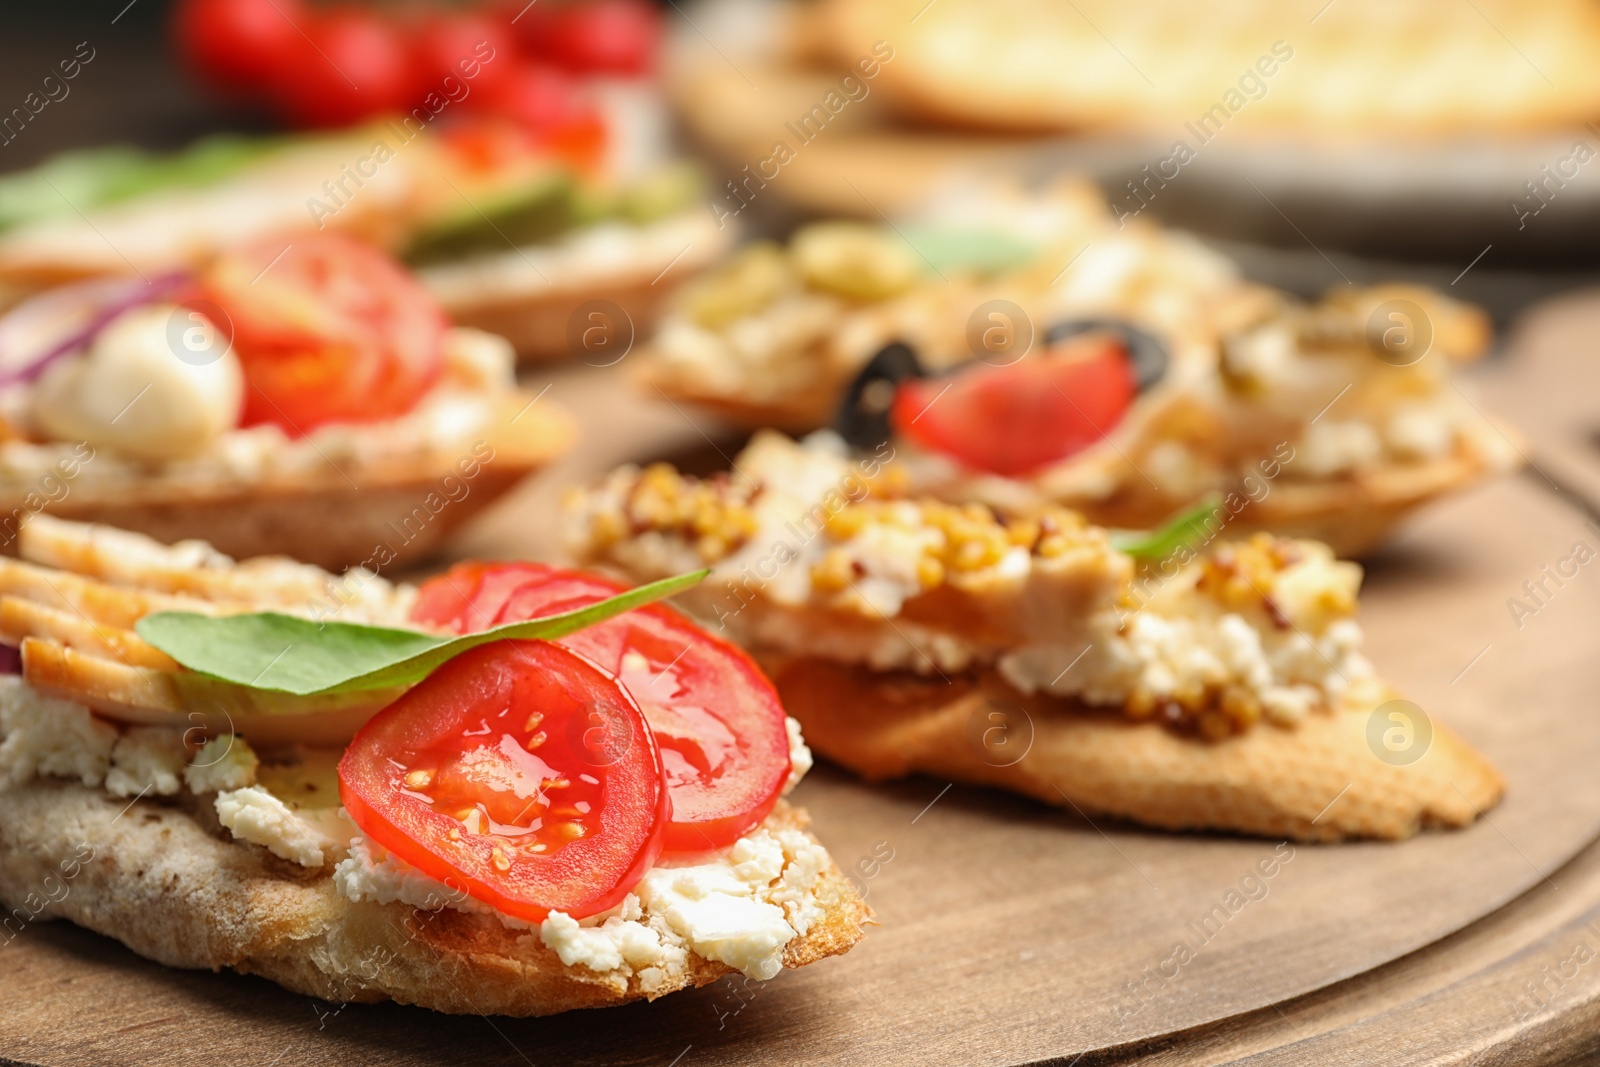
[0,231,572,571]
[637,182,1518,555]
[0,123,730,361]
[564,431,1504,841]
[0,515,866,1014]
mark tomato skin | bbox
[471,63,606,169]
[408,11,519,101]
[413,563,793,855]
[269,8,417,129]
[891,337,1137,477]
[339,639,669,922]
[202,234,445,434]
[524,0,660,75]
[478,63,597,133]
[174,0,307,96]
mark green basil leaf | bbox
[1110,495,1225,561]
[135,569,709,697]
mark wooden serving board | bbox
[7,297,1600,1065]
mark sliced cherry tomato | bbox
[202,233,445,434]
[413,563,793,855]
[523,0,660,75]
[269,8,417,128]
[173,0,308,96]
[891,336,1137,477]
[339,639,669,922]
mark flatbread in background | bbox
[820,0,1600,134]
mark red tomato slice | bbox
[339,639,669,922]
[202,234,445,435]
[412,563,793,855]
[891,336,1137,477]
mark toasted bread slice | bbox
[636,178,1512,556]
[0,329,576,573]
[764,657,1503,843]
[819,0,1600,134]
[420,208,734,362]
[566,433,1506,841]
[0,518,868,1013]
[0,782,866,1015]
[0,134,728,367]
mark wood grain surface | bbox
[5,300,1600,1066]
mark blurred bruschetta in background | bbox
[0,232,572,570]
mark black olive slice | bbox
[834,341,925,450]
[1043,318,1169,391]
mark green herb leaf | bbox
[898,225,1040,276]
[1110,495,1225,561]
[135,569,709,698]
[0,135,286,235]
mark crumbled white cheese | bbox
[784,716,812,795]
[0,675,115,790]
[1385,403,1456,461]
[1143,440,1215,498]
[763,828,829,938]
[715,431,866,608]
[105,726,189,798]
[339,823,834,985]
[442,327,516,390]
[835,510,946,618]
[333,837,482,916]
[184,735,260,794]
[214,786,346,868]
[1296,420,1384,477]
[635,864,795,980]
[1222,322,1296,389]
[1000,604,1373,724]
[540,898,687,990]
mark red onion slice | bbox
[0,271,192,388]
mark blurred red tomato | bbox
[173,0,308,95]
[439,118,543,174]
[271,7,416,128]
[521,0,659,75]
[480,62,594,133]
[408,11,519,100]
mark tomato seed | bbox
[403,769,434,789]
